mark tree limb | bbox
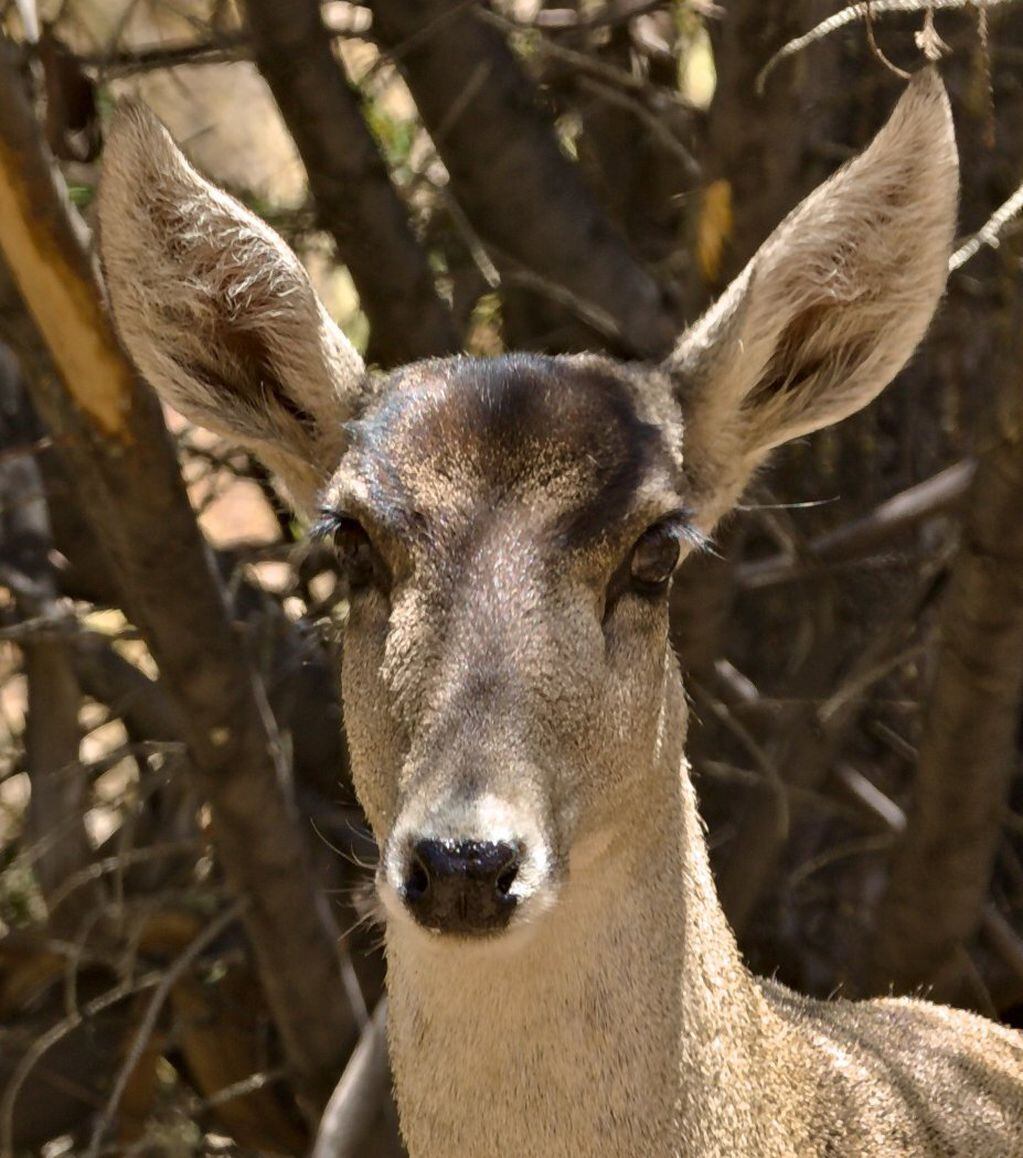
[0,45,358,1120]
[242,0,459,366]
[756,0,1022,94]
[369,0,679,358]
[737,459,975,590]
[0,369,96,933]
[862,259,1023,998]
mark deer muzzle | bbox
[381,789,559,939]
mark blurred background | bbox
[0,0,1021,1153]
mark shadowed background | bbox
[0,0,1022,1153]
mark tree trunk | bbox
[370,0,678,358]
[243,0,459,367]
[0,45,357,1122]
[863,250,1023,999]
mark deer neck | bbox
[383,683,787,1158]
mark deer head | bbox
[97,71,957,942]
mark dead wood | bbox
[368,0,678,358]
[242,0,459,366]
[0,44,357,1120]
[862,258,1023,999]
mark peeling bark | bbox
[0,46,356,1120]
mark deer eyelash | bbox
[310,508,354,543]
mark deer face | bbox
[321,354,694,936]
[96,72,958,941]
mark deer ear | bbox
[668,69,958,523]
[96,102,367,513]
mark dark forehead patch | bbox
[339,353,670,544]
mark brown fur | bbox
[97,70,1023,1155]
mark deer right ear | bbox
[96,102,367,514]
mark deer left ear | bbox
[668,69,958,524]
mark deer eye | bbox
[314,512,383,591]
[629,520,682,591]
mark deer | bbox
[95,69,1023,1156]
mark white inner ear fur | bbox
[670,69,959,521]
[96,102,365,513]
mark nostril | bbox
[405,851,430,904]
[495,857,520,898]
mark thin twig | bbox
[915,5,951,57]
[787,833,895,892]
[431,59,491,149]
[197,1066,288,1110]
[46,840,200,911]
[481,6,691,110]
[576,75,700,177]
[75,33,247,76]
[420,180,626,340]
[833,763,908,832]
[85,900,247,1158]
[737,460,974,590]
[864,0,913,78]
[362,0,478,82]
[757,0,1018,92]
[818,643,926,725]
[500,263,624,341]
[949,178,1023,270]
[689,676,790,843]
[0,972,163,1156]
[0,614,141,644]
[76,6,373,78]
[528,0,666,31]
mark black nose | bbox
[403,840,521,935]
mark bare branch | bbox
[863,257,1023,998]
[737,460,975,589]
[370,0,679,358]
[242,0,459,366]
[834,764,909,833]
[85,900,246,1157]
[527,0,666,31]
[716,571,939,935]
[950,178,1023,270]
[574,75,699,177]
[0,402,95,928]
[0,971,162,1156]
[757,0,1020,93]
[78,32,248,76]
[864,0,913,78]
[0,45,358,1118]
